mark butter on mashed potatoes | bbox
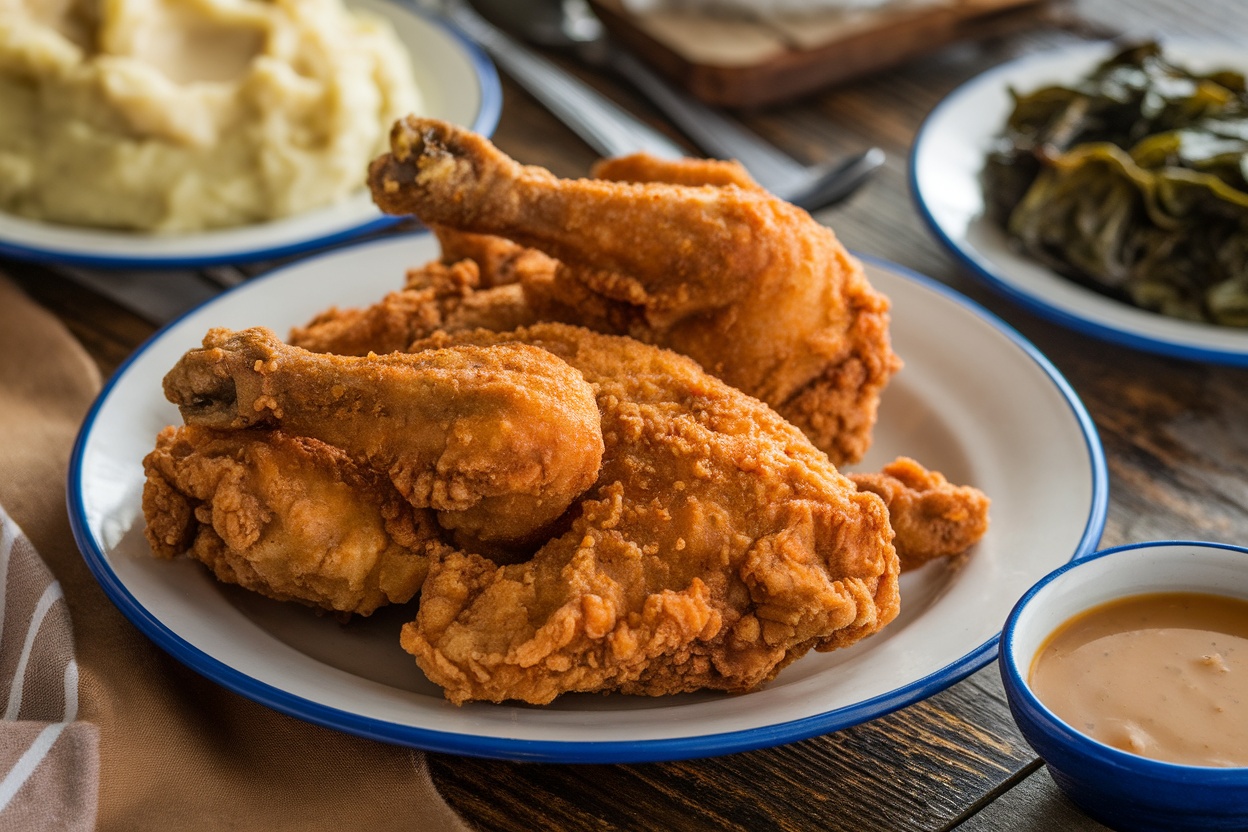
[0,0,422,232]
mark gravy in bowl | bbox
[1030,591,1248,767]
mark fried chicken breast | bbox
[400,324,900,705]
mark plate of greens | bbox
[912,39,1248,364]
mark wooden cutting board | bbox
[589,0,1053,107]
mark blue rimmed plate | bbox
[912,40,1248,365]
[0,0,500,269]
[68,234,1107,762]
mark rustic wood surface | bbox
[6,0,1246,829]
[956,765,1111,832]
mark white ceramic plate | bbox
[0,0,500,269]
[912,40,1248,365]
[68,235,1107,762]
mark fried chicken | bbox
[139,122,988,705]
[430,224,559,288]
[849,458,990,571]
[288,227,548,357]
[161,327,604,544]
[367,117,901,466]
[591,153,761,189]
[143,425,445,616]
[400,324,900,705]
[286,286,988,574]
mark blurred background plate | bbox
[911,40,1248,365]
[0,0,501,269]
[68,234,1107,763]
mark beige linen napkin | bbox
[0,274,472,831]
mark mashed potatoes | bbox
[0,0,422,232]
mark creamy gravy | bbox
[1030,592,1248,767]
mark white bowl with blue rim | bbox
[999,541,1248,832]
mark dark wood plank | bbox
[588,0,1053,108]
[431,667,1034,832]
[953,765,1112,831]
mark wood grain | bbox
[954,764,1111,831]
[3,260,151,377]
[431,668,1033,832]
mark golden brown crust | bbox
[401,324,900,705]
[849,457,991,571]
[367,117,901,465]
[591,153,762,190]
[431,225,558,288]
[142,425,442,616]
[288,257,537,357]
[162,326,604,544]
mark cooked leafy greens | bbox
[984,42,1248,326]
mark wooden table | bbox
[6,0,1246,828]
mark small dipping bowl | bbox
[999,540,1248,832]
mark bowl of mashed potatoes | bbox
[0,0,499,264]
[1000,541,1248,832]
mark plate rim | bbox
[0,2,502,270]
[66,241,1108,763]
[910,38,1248,367]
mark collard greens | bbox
[984,42,1248,326]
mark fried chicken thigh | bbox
[143,425,445,616]
[400,324,900,705]
[162,327,604,544]
[367,117,901,466]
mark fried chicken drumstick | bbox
[400,324,899,705]
[162,327,604,544]
[367,117,901,466]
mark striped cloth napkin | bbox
[0,274,472,831]
[0,508,96,831]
